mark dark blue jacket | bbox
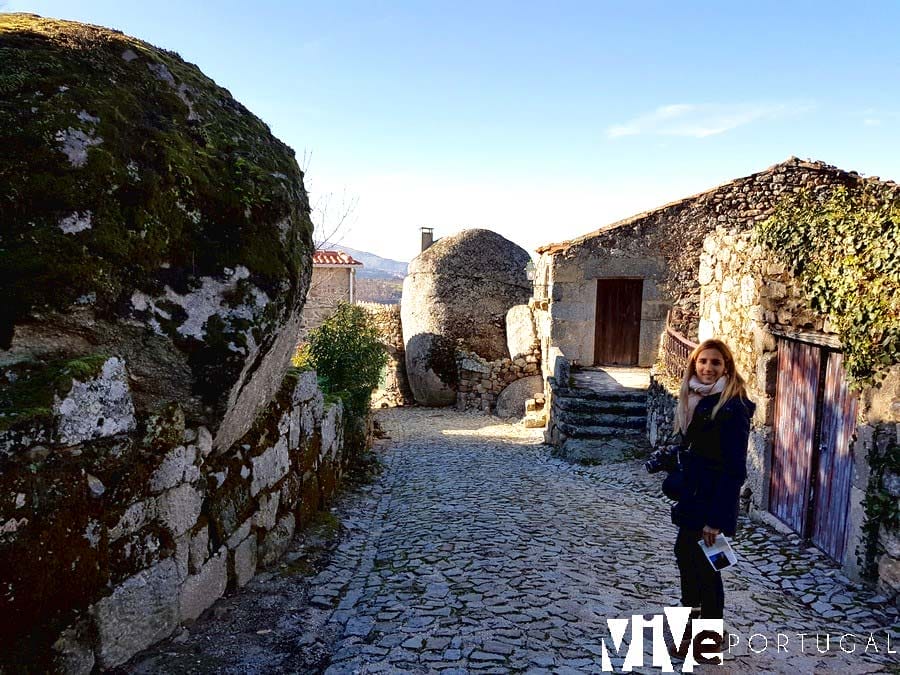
[674,393,755,536]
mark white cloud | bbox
[863,118,882,126]
[607,102,813,139]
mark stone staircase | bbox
[546,367,651,463]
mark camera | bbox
[644,444,681,474]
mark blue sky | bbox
[4,1,900,261]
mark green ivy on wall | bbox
[755,184,900,387]
[858,438,900,578]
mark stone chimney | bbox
[420,227,434,252]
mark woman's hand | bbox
[702,526,720,547]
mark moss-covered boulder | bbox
[0,14,314,450]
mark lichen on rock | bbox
[53,356,136,446]
[0,14,315,447]
[0,354,137,453]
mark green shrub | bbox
[291,342,313,370]
[305,303,388,452]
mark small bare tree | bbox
[300,149,359,251]
[300,150,360,320]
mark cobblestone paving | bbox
[124,408,898,674]
[315,409,897,674]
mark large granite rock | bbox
[495,375,543,419]
[401,229,531,405]
[0,14,314,452]
[506,304,538,359]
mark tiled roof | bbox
[312,250,363,266]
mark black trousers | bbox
[675,527,724,620]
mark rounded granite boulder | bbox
[401,229,531,405]
[0,15,314,451]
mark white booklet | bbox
[697,533,738,571]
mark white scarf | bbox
[685,375,728,427]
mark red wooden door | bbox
[810,352,858,561]
[594,279,642,366]
[769,340,820,534]
[769,339,858,562]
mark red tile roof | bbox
[312,250,363,266]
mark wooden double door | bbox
[769,338,858,562]
[594,278,642,366]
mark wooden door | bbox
[594,279,642,366]
[769,340,820,534]
[810,351,857,561]
[769,338,858,562]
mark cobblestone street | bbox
[125,408,899,674]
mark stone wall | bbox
[855,369,900,601]
[0,363,350,671]
[646,371,679,449]
[456,344,542,414]
[358,302,414,408]
[696,227,900,599]
[534,158,874,368]
[299,267,353,338]
[698,227,827,505]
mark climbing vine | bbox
[858,437,900,578]
[755,184,900,387]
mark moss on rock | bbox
[0,14,315,434]
[0,353,109,432]
[0,15,312,329]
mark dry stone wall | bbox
[535,158,878,367]
[697,227,838,517]
[646,372,679,449]
[0,15,361,669]
[358,302,414,408]
[857,368,900,601]
[694,227,900,599]
[631,159,900,601]
[0,365,349,672]
[456,344,542,414]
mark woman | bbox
[671,338,754,636]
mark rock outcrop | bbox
[506,304,538,359]
[401,229,531,405]
[495,374,543,419]
[0,16,343,670]
[0,14,314,452]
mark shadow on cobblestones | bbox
[119,408,899,674]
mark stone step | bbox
[554,397,647,416]
[558,387,647,403]
[523,413,547,429]
[553,436,651,464]
[555,421,647,439]
[556,410,646,429]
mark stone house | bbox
[532,158,899,598]
[299,250,363,338]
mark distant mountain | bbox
[338,246,409,280]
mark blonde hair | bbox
[674,338,748,434]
